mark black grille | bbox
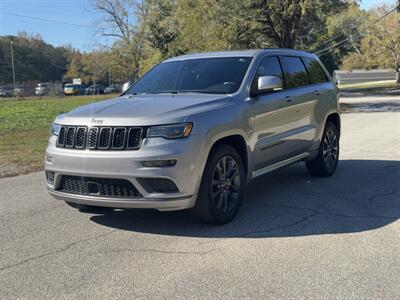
[98,128,112,149]
[87,127,98,148]
[56,126,143,150]
[58,175,143,198]
[65,127,75,147]
[58,127,66,146]
[127,128,142,149]
[75,127,86,148]
[112,128,126,149]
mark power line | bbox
[313,38,349,55]
[312,4,398,53]
[309,32,345,53]
[313,4,398,57]
[0,11,96,29]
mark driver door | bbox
[249,56,301,170]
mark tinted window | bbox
[127,57,252,95]
[281,56,310,88]
[252,56,284,91]
[303,58,328,84]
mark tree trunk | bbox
[396,71,400,85]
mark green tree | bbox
[251,0,349,49]
[0,33,68,85]
[63,49,84,83]
[145,0,177,56]
[94,0,145,80]
[341,6,400,83]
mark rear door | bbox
[302,56,336,145]
[279,56,317,154]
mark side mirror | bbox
[257,76,283,94]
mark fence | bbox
[333,69,397,85]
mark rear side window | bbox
[281,56,310,88]
[252,56,284,90]
[303,58,329,84]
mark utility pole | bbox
[108,64,111,86]
[10,41,16,89]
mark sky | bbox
[0,0,397,51]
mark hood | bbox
[56,93,232,126]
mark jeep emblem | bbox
[91,118,103,125]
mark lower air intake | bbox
[58,176,143,199]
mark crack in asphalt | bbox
[0,228,120,273]
[250,202,399,220]
[103,248,218,256]
[0,234,218,273]
[238,211,320,238]
[198,211,321,246]
[0,218,78,249]
[0,204,64,221]
[369,190,398,203]
[1,189,398,272]
[198,194,399,246]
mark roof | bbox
[164,48,317,62]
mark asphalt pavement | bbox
[0,95,399,299]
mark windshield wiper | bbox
[175,90,221,94]
[148,91,179,94]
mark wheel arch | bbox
[207,134,249,180]
[326,112,341,136]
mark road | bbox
[1,96,399,299]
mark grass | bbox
[339,80,398,92]
[0,94,116,177]
[1,80,399,178]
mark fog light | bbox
[141,159,177,168]
[46,171,55,184]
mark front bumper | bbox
[48,189,196,211]
[45,134,207,211]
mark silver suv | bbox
[45,49,340,224]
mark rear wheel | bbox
[306,122,339,177]
[192,145,245,224]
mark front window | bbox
[126,57,252,95]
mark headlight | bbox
[50,123,61,136]
[147,123,193,139]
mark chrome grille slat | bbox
[56,126,143,151]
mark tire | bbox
[192,145,246,224]
[306,121,339,177]
[65,201,112,212]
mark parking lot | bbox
[0,94,399,299]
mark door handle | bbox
[314,90,320,96]
[285,96,293,103]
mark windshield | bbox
[126,57,252,95]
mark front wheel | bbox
[192,145,245,224]
[306,122,339,177]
